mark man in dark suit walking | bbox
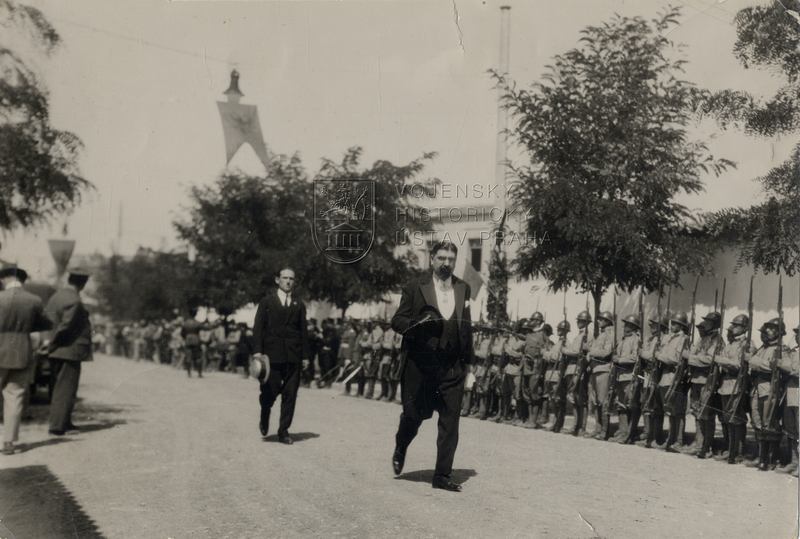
[391,241,474,492]
[253,267,310,445]
[0,265,52,454]
[44,268,93,436]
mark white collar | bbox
[5,281,22,289]
[432,274,452,290]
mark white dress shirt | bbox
[433,274,455,320]
[277,289,291,307]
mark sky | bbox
[2,0,794,281]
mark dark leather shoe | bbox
[392,448,405,476]
[432,476,462,492]
[259,418,268,437]
[49,429,65,436]
[278,434,293,445]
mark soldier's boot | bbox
[678,416,688,448]
[777,440,798,475]
[551,405,565,433]
[495,397,508,423]
[698,420,715,459]
[569,406,583,436]
[724,425,738,464]
[625,409,641,444]
[587,408,602,439]
[525,405,540,429]
[364,378,375,399]
[720,421,729,454]
[757,441,772,471]
[664,417,681,453]
[615,413,629,443]
[682,419,703,455]
[640,415,656,448]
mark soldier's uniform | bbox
[776,327,799,474]
[364,323,383,399]
[544,321,570,432]
[347,326,369,397]
[387,329,403,402]
[748,318,789,471]
[487,332,507,420]
[586,314,614,439]
[470,330,492,418]
[715,316,753,464]
[503,328,526,425]
[522,320,548,428]
[637,321,666,448]
[563,312,593,436]
[685,315,725,457]
[339,323,357,390]
[613,317,640,443]
[377,324,395,400]
[656,314,690,452]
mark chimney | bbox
[495,6,511,211]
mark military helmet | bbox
[622,314,640,330]
[576,311,592,323]
[557,320,571,332]
[760,318,786,336]
[702,312,722,329]
[729,314,750,328]
[598,311,614,324]
[670,311,690,328]
[530,311,544,323]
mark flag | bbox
[460,262,484,300]
[217,101,270,168]
[48,239,75,280]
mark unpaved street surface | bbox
[1,354,797,538]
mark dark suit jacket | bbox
[391,272,474,365]
[0,287,53,369]
[45,287,93,362]
[252,290,310,364]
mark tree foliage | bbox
[174,148,434,316]
[0,0,91,230]
[700,1,800,275]
[93,248,197,321]
[494,7,733,315]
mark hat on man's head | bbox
[67,267,90,286]
[0,264,27,282]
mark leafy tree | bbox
[0,0,91,230]
[93,248,197,321]
[493,7,734,321]
[699,1,800,275]
[175,148,434,316]
[298,147,434,317]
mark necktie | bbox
[284,295,290,307]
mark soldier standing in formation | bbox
[543,320,569,432]
[714,314,753,464]
[638,316,667,448]
[522,312,547,428]
[655,312,690,452]
[563,311,593,436]
[586,311,614,439]
[501,321,526,424]
[776,326,799,474]
[684,312,724,457]
[612,315,641,443]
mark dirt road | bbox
[1,354,796,538]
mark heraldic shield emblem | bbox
[312,179,375,264]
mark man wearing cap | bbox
[655,312,690,452]
[715,314,754,464]
[636,316,668,448]
[0,265,52,454]
[586,311,615,439]
[522,312,547,428]
[544,320,570,432]
[683,312,725,457]
[391,241,473,492]
[563,311,593,436]
[776,326,799,474]
[252,267,311,445]
[44,269,93,436]
[747,318,789,471]
[612,315,641,443]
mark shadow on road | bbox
[0,465,106,538]
[263,432,320,443]
[395,468,478,484]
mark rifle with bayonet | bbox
[603,287,619,440]
[698,278,726,417]
[724,275,754,423]
[628,287,646,405]
[664,276,699,413]
[643,285,669,412]
[763,274,786,435]
[553,291,569,405]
